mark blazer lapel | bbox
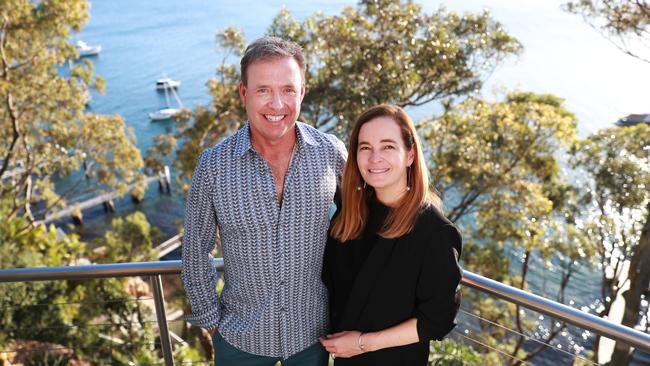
[339,236,398,328]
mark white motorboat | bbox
[76,40,101,57]
[149,108,181,121]
[156,77,181,90]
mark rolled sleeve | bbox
[415,223,463,341]
[181,151,221,329]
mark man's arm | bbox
[181,151,222,330]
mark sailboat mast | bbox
[171,87,184,108]
[164,84,172,107]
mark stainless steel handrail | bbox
[462,271,650,353]
[1,260,649,358]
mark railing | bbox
[1,259,649,365]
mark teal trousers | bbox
[212,331,329,366]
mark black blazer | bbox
[322,204,463,366]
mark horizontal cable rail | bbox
[1,259,649,355]
[461,270,650,354]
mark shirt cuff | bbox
[185,304,221,329]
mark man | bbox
[181,36,346,366]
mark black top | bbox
[322,198,463,366]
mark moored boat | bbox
[156,77,181,90]
[76,40,101,57]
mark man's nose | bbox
[269,92,283,109]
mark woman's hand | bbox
[319,331,365,358]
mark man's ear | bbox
[239,81,247,104]
[300,84,306,102]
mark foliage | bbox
[90,211,159,263]
[269,0,522,134]
[568,123,650,363]
[146,0,522,193]
[0,0,144,223]
[428,338,483,365]
[429,92,578,259]
[427,92,587,363]
[564,0,650,62]
[0,201,171,364]
[0,199,86,347]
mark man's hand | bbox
[319,331,364,358]
[208,328,217,337]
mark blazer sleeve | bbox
[323,186,342,291]
[414,223,463,341]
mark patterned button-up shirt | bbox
[181,122,347,358]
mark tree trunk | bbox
[609,203,650,366]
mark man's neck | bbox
[250,125,297,159]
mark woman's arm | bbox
[319,318,419,358]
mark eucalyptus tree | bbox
[569,123,650,365]
[0,0,144,225]
[427,92,586,364]
[564,0,650,63]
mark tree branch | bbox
[0,21,22,188]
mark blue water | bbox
[68,0,649,361]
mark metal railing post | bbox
[151,274,174,366]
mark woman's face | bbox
[356,116,414,202]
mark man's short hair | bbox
[240,36,305,86]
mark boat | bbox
[149,107,181,121]
[615,113,650,127]
[149,84,184,121]
[156,77,181,90]
[76,40,102,57]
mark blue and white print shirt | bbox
[181,122,347,358]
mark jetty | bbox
[37,166,172,225]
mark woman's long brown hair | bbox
[330,104,440,241]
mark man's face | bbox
[239,57,305,145]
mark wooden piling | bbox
[38,168,172,226]
[163,166,171,193]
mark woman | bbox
[320,105,462,365]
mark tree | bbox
[268,0,522,134]
[564,0,650,63]
[0,199,200,364]
[569,123,650,365]
[0,198,86,348]
[0,2,170,362]
[427,92,586,363]
[0,0,144,225]
[146,0,522,192]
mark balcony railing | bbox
[1,259,649,365]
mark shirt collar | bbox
[235,121,319,158]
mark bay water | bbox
[64,0,649,361]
